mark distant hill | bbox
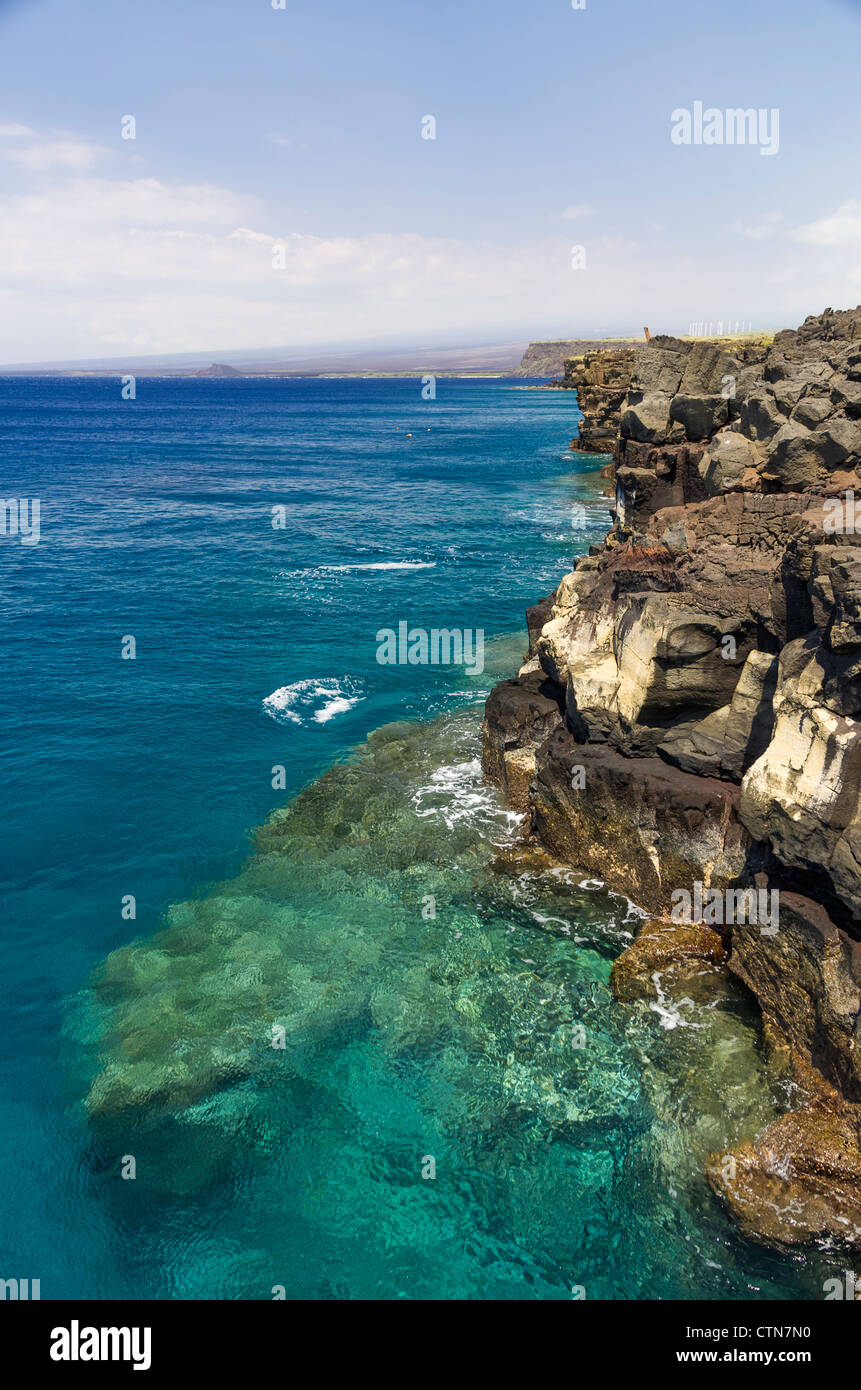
[194,363,243,377]
[514,338,642,377]
[0,340,527,377]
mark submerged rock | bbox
[610,919,727,1002]
[707,1101,861,1247]
[81,714,645,1152]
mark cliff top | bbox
[515,338,641,377]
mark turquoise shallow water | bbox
[0,375,841,1298]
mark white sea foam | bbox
[648,972,705,1031]
[332,560,436,572]
[313,696,356,723]
[530,910,589,943]
[532,911,572,935]
[263,677,364,727]
[411,758,521,838]
[277,560,435,579]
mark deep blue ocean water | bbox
[0,375,838,1299]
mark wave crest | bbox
[263,677,365,726]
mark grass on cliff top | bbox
[559,331,776,365]
[678,331,775,348]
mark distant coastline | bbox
[0,368,520,380]
[0,330,775,381]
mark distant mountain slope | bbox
[194,363,244,377]
[0,340,527,376]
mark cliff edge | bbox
[515,337,640,378]
[482,306,861,1248]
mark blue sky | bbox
[1,0,860,361]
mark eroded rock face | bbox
[566,348,636,453]
[739,635,861,919]
[659,650,779,781]
[481,670,563,811]
[526,589,558,656]
[699,432,766,493]
[610,310,861,522]
[531,730,748,916]
[728,891,861,1099]
[481,307,861,1249]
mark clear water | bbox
[0,376,837,1298]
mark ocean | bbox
[0,374,836,1298]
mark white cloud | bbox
[796,201,861,247]
[0,125,109,170]
[5,139,106,170]
[733,212,784,240]
[0,164,643,357]
[562,204,595,220]
[0,123,859,363]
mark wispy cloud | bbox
[0,123,107,170]
[6,140,106,170]
[796,201,861,247]
[732,211,784,239]
[0,120,857,363]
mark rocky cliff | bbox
[515,338,639,378]
[565,347,636,453]
[483,307,861,1249]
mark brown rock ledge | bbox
[707,1099,861,1247]
[610,918,728,1001]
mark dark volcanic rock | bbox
[481,671,563,811]
[531,728,748,915]
[728,891,861,1099]
[526,590,558,657]
[566,348,636,454]
[481,307,861,1248]
[658,650,779,781]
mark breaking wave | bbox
[263,677,365,726]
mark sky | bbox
[0,0,860,364]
